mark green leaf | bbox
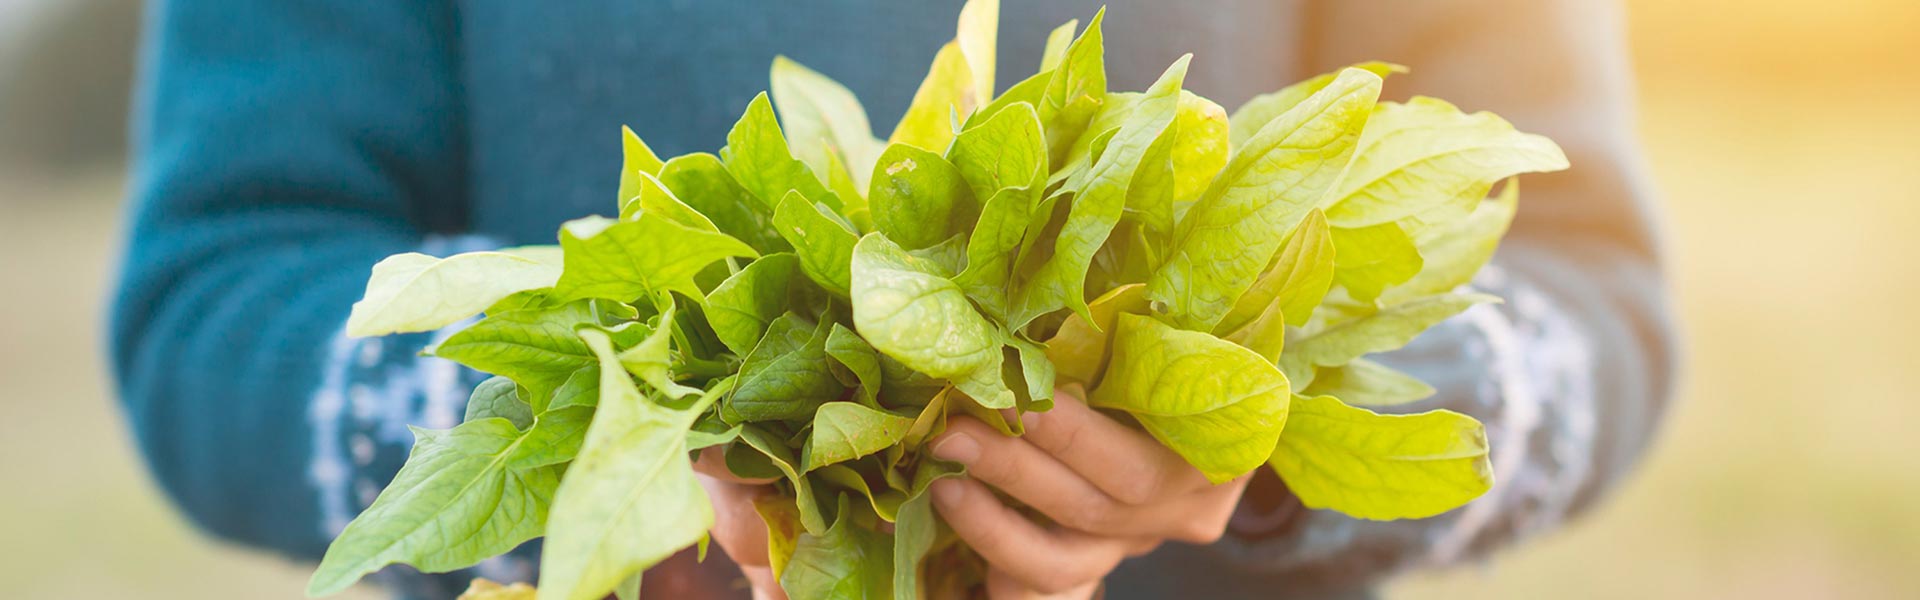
[773,191,860,296]
[1269,395,1491,520]
[891,463,967,600]
[806,402,916,471]
[1218,209,1335,334]
[1299,358,1436,407]
[547,366,600,411]
[1009,337,1057,412]
[946,102,1046,208]
[724,313,843,423]
[869,144,974,250]
[1010,57,1188,328]
[1280,292,1499,375]
[1038,19,1078,72]
[1045,283,1148,386]
[1170,90,1230,206]
[1228,61,1404,149]
[890,41,975,152]
[951,184,1036,320]
[1323,97,1568,228]
[552,215,757,303]
[618,170,717,231]
[770,56,885,192]
[736,424,829,535]
[723,92,840,211]
[1089,313,1291,483]
[658,152,790,254]
[306,410,588,596]
[617,126,667,204]
[1039,9,1106,163]
[346,251,562,337]
[955,0,1000,106]
[825,324,885,408]
[705,253,817,356]
[612,301,703,399]
[537,330,723,600]
[1385,179,1519,303]
[464,376,533,430]
[780,496,895,600]
[1330,221,1423,304]
[1148,68,1381,331]
[432,304,603,397]
[851,234,1010,408]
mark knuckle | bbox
[1064,501,1113,532]
[1112,470,1160,505]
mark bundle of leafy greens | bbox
[305,2,1568,599]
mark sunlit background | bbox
[3,1,1915,598]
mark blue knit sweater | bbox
[112,1,1676,598]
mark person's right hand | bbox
[693,447,787,600]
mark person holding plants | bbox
[111,1,1673,598]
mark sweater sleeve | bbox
[1183,0,1679,588]
[110,0,468,562]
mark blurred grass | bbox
[2,1,1917,598]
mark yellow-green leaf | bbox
[1323,97,1568,228]
[1090,313,1291,482]
[552,215,757,303]
[1269,394,1491,520]
[346,251,561,337]
[770,56,886,192]
[1228,61,1404,149]
[1330,221,1422,304]
[890,41,975,152]
[1299,358,1436,407]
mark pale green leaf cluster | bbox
[317,2,1566,597]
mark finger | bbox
[932,417,1159,538]
[695,447,780,484]
[930,477,1134,595]
[741,565,787,600]
[1020,387,1214,504]
[698,474,771,568]
[986,567,1103,600]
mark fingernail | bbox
[931,433,981,464]
[930,479,965,505]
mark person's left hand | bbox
[927,385,1252,599]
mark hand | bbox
[693,448,787,600]
[928,386,1250,599]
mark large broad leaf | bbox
[1299,358,1436,407]
[1089,313,1291,483]
[1009,57,1188,328]
[1170,90,1230,206]
[780,497,895,600]
[1148,68,1382,331]
[850,234,1011,408]
[770,56,885,191]
[1218,209,1335,335]
[869,144,974,250]
[552,215,757,303]
[306,409,589,596]
[722,92,840,212]
[773,191,860,296]
[346,251,561,337]
[537,330,724,600]
[1280,292,1500,379]
[1269,395,1491,520]
[825,324,885,408]
[1038,9,1106,163]
[432,302,606,397]
[1323,97,1568,228]
[705,253,818,356]
[806,402,916,470]
[657,152,789,254]
[1228,62,1403,149]
[724,313,844,423]
[1330,221,1423,304]
[464,376,533,430]
[946,102,1046,209]
[890,41,975,152]
[1385,180,1519,303]
[951,184,1035,321]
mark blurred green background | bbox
[2,1,1915,598]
